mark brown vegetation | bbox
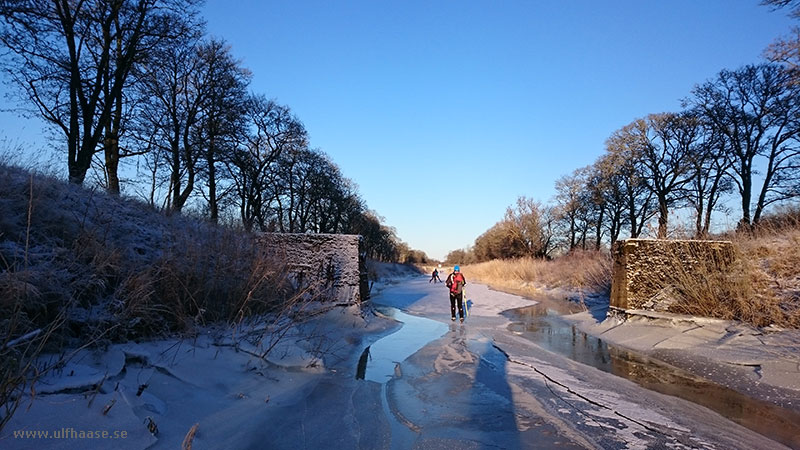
[457,250,612,301]
[0,164,307,431]
[454,211,800,329]
[664,211,800,328]
[0,165,296,340]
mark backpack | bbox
[449,273,464,294]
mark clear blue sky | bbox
[1,1,796,260]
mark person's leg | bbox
[449,293,457,320]
[457,293,464,321]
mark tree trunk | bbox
[103,74,122,195]
[594,208,604,250]
[569,217,576,249]
[628,197,638,238]
[694,181,704,238]
[739,164,752,230]
[104,135,121,194]
[170,128,182,212]
[173,131,195,212]
[207,135,218,223]
[657,196,668,239]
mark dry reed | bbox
[452,225,800,329]
[182,423,199,450]
[456,250,612,300]
[0,163,313,432]
[659,210,800,327]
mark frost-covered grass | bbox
[666,213,800,328]
[0,164,297,338]
[0,163,305,431]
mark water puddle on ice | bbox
[507,304,800,449]
[356,306,447,383]
[355,306,448,449]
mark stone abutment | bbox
[610,238,735,312]
[256,233,369,305]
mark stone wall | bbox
[256,233,369,305]
[610,239,735,311]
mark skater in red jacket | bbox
[445,265,466,322]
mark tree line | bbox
[0,0,423,263]
[448,2,800,263]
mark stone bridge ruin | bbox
[610,238,735,313]
[256,233,370,305]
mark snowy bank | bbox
[0,305,397,449]
[567,305,800,401]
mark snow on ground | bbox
[3,269,798,449]
[0,305,396,449]
[566,306,800,396]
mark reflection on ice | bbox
[507,304,800,449]
[357,306,447,383]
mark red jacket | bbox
[446,272,466,294]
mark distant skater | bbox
[445,265,466,322]
[430,268,441,283]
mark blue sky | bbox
[1,1,796,260]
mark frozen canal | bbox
[366,276,798,449]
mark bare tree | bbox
[606,123,656,238]
[277,148,319,233]
[763,0,800,16]
[305,159,360,234]
[445,248,476,265]
[765,26,800,78]
[506,196,556,258]
[636,113,698,238]
[194,40,251,223]
[228,97,306,230]
[471,197,555,261]
[473,220,525,261]
[691,64,800,228]
[683,118,733,237]
[352,210,399,262]
[136,35,251,213]
[555,167,592,249]
[586,155,627,246]
[0,0,201,187]
[762,1,800,86]
[268,148,359,234]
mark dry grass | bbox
[0,163,311,431]
[1,170,68,431]
[666,237,800,328]
[182,423,199,450]
[661,210,800,328]
[455,250,612,301]
[0,164,298,341]
[451,220,800,329]
[658,244,776,326]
